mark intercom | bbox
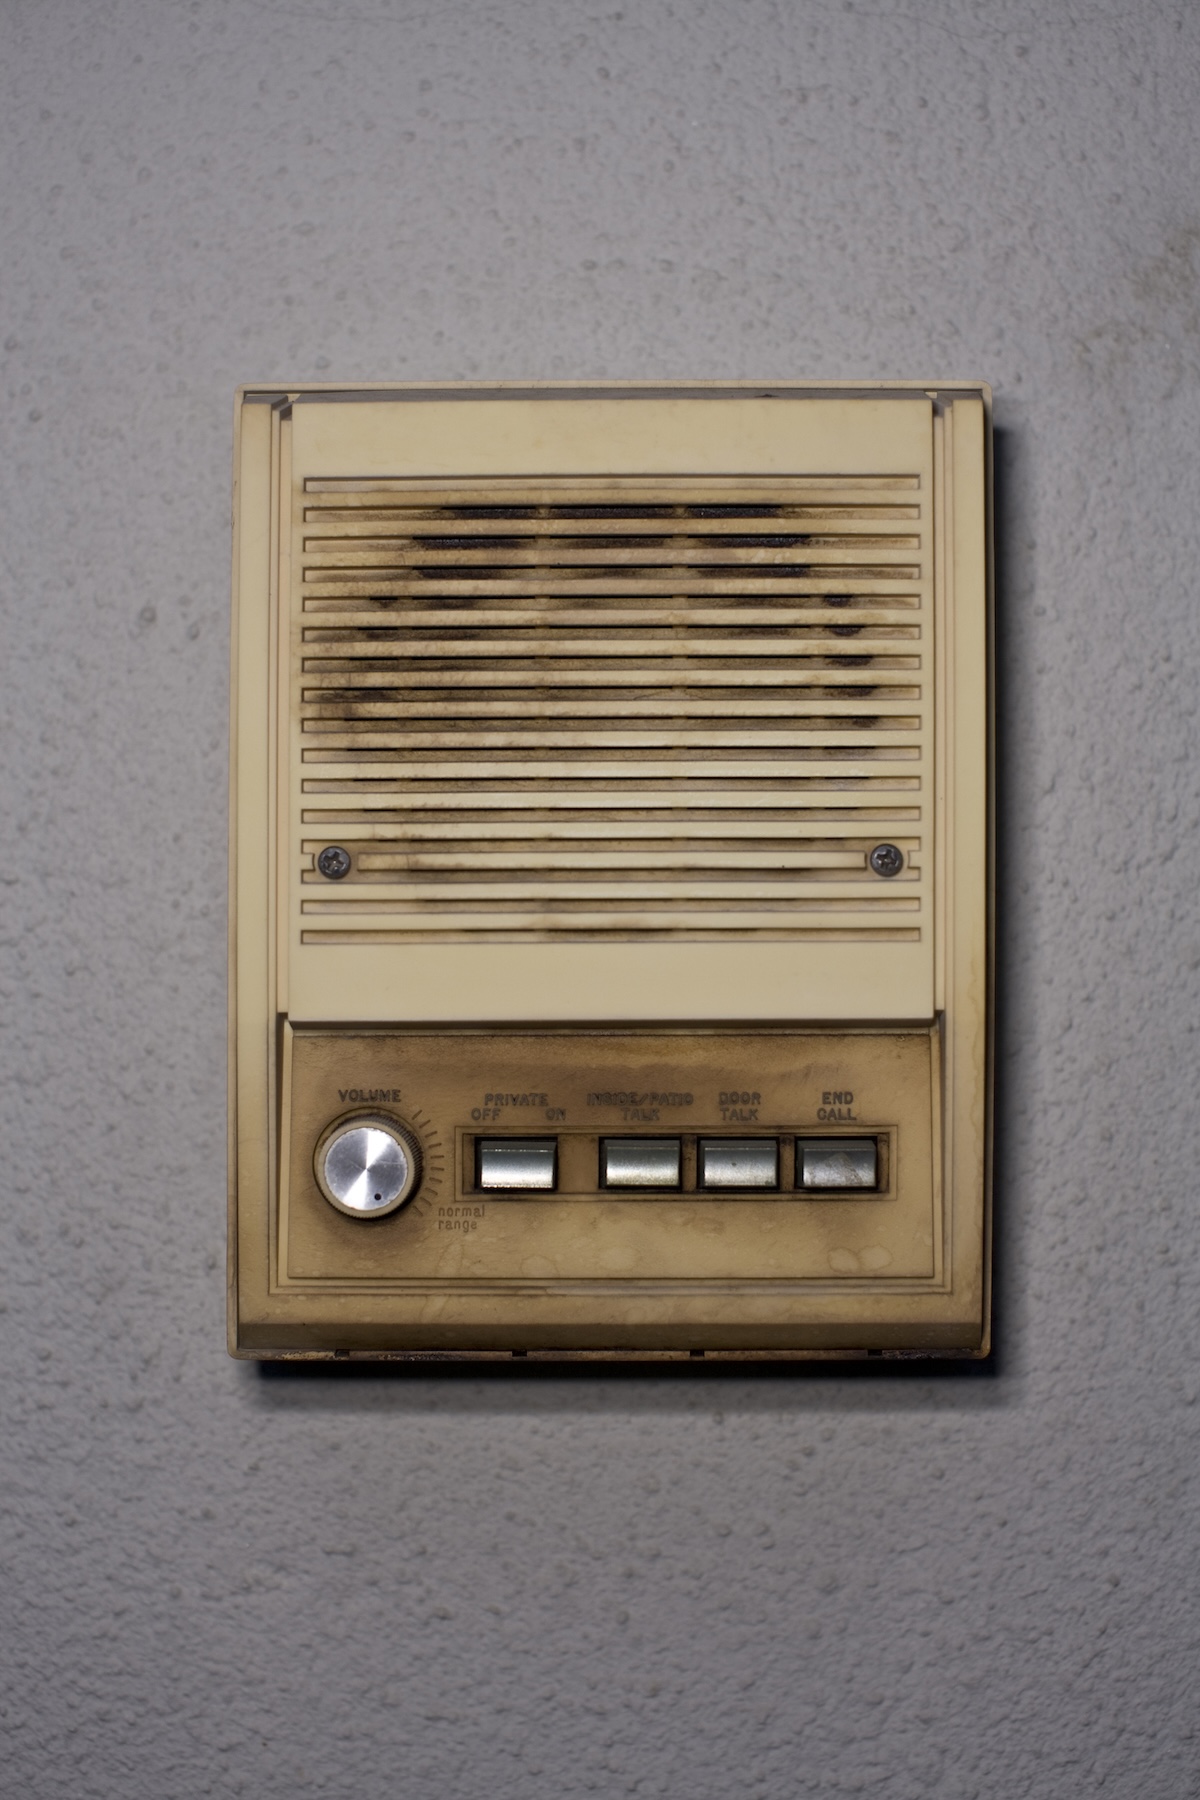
[229,383,991,1358]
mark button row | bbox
[475,1136,879,1193]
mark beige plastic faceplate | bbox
[230,383,991,1359]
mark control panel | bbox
[234,1023,977,1355]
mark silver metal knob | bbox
[314,1116,420,1218]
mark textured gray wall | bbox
[2,1,1198,1794]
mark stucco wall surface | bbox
[2,2,1199,1794]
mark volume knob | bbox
[314,1115,421,1219]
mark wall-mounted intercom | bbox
[229,383,991,1358]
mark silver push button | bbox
[799,1138,878,1190]
[699,1138,778,1190]
[601,1138,681,1189]
[477,1138,557,1191]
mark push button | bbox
[699,1138,779,1190]
[798,1138,878,1190]
[477,1138,557,1191]
[601,1138,681,1189]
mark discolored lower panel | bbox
[227,1022,980,1356]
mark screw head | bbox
[868,842,904,878]
[317,845,352,880]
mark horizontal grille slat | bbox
[302,513,920,534]
[297,639,919,660]
[293,477,930,943]
[302,700,921,718]
[300,751,923,770]
[302,545,921,571]
[301,576,921,598]
[300,816,921,834]
[302,476,921,497]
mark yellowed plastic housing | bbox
[230,383,991,1359]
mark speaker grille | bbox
[294,477,929,943]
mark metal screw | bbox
[868,843,904,878]
[317,845,352,880]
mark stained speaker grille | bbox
[294,477,929,943]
